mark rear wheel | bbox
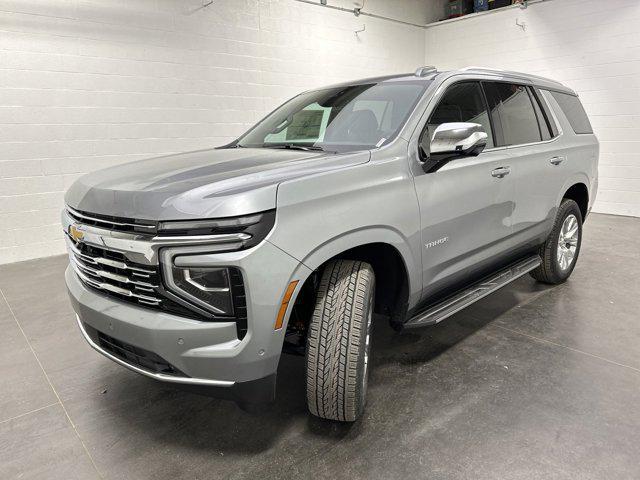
[530,198,583,284]
[305,259,375,422]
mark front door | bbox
[412,81,515,301]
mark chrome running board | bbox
[405,255,541,329]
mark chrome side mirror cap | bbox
[430,122,488,156]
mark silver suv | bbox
[64,66,598,422]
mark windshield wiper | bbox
[261,144,325,152]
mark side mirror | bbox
[420,122,488,173]
[430,122,488,156]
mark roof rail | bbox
[460,66,564,87]
[415,66,437,77]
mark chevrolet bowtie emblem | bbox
[69,224,85,242]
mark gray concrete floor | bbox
[1,213,639,480]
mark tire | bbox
[530,198,583,284]
[305,259,375,422]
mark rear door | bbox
[482,81,563,248]
[412,80,515,301]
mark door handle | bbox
[491,166,511,178]
[550,156,565,165]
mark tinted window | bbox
[549,91,593,134]
[425,82,494,148]
[484,82,542,146]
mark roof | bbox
[321,72,434,89]
[454,66,571,92]
[316,66,574,95]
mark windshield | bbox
[236,80,430,153]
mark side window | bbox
[425,82,494,149]
[483,82,542,146]
[549,91,593,134]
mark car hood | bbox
[65,147,370,220]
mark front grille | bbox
[85,324,185,376]
[66,207,250,339]
[68,236,249,339]
[68,239,202,319]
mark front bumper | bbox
[66,238,312,403]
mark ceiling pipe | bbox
[291,0,426,29]
[292,0,554,29]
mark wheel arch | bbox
[562,181,589,220]
[285,228,419,331]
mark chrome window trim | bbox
[444,131,561,155]
[504,133,562,150]
[479,146,508,153]
[75,315,235,387]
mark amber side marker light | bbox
[274,280,299,330]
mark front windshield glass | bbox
[236,80,430,153]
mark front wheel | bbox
[305,259,375,422]
[530,198,583,284]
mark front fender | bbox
[268,149,424,315]
[269,226,422,311]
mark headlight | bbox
[159,211,273,317]
[165,265,236,316]
[173,266,233,314]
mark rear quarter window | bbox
[549,91,593,134]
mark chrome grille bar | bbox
[70,262,161,305]
[66,234,164,308]
[72,259,158,289]
[67,240,154,274]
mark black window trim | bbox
[480,80,505,147]
[530,86,559,138]
[526,86,545,141]
[479,80,499,148]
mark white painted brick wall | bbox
[6,0,636,265]
[425,0,640,218]
[0,0,427,264]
